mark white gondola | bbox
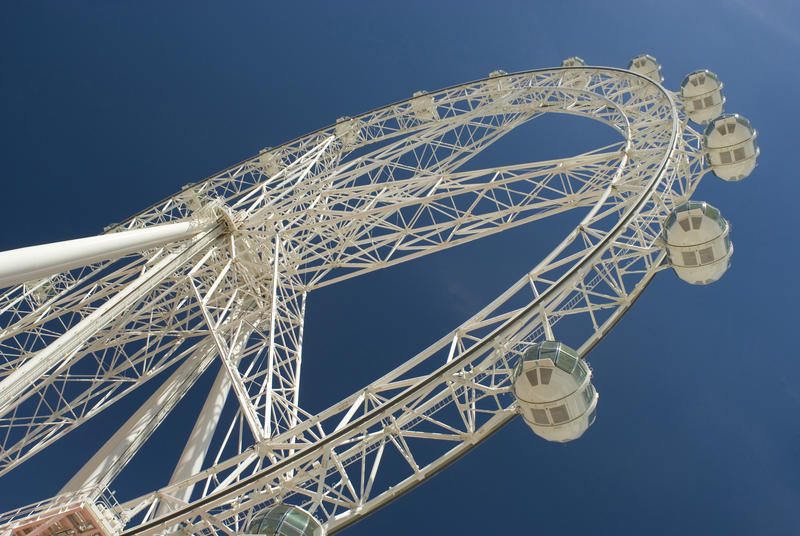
[335,116,361,148]
[512,341,598,443]
[680,70,725,125]
[561,56,586,67]
[561,56,589,87]
[627,54,663,83]
[702,114,759,181]
[410,90,438,122]
[663,201,732,285]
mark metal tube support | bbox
[163,366,232,506]
[0,225,224,417]
[60,341,222,495]
[262,236,281,438]
[0,219,213,289]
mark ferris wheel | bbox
[0,56,759,536]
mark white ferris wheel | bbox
[0,56,759,536]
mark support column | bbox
[0,219,213,289]
[0,225,223,416]
[60,340,221,495]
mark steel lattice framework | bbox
[0,66,707,536]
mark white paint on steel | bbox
[60,342,222,495]
[0,64,726,536]
[0,219,212,288]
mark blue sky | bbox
[1,1,799,534]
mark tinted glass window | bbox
[282,510,311,536]
[582,384,595,406]
[572,362,587,382]
[556,352,577,373]
[523,347,539,362]
[540,368,553,385]
[550,405,570,424]
[525,369,538,387]
[532,408,549,424]
[538,342,559,362]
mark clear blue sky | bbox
[1,1,799,535]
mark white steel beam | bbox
[0,225,224,416]
[162,366,232,509]
[0,219,214,288]
[60,340,221,494]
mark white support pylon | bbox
[0,219,214,289]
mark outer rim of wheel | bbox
[117,66,683,536]
[108,65,667,233]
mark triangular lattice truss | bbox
[0,66,705,536]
